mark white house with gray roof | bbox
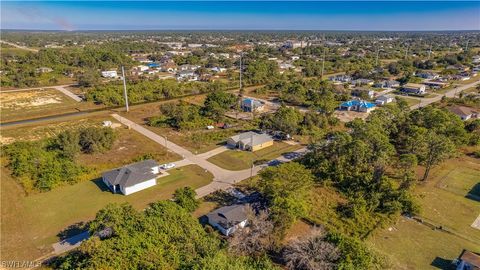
[207,204,249,236]
[101,159,161,195]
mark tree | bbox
[229,208,274,257]
[173,187,199,212]
[79,127,117,153]
[416,131,456,181]
[77,69,100,87]
[203,91,237,121]
[283,229,340,270]
[53,130,81,159]
[259,163,314,232]
[261,105,303,135]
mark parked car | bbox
[160,163,176,170]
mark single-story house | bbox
[351,88,375,99]
[146,62,160,68]
[206,204,249,236]
[423,80,448,89]
[101,70,118,78]
[227,131,274,152]
[102,159,161,196]
[374,80,400,89]
[241,98,264,112]
[351,78,374,86]
[375,94,395,106]
[339,100,376,113]
[448,106,479,121]
[455,250,480,270]
[401,83,426,95]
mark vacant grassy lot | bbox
[1,164,213,261]
[396,96,421,107]
[371,153,480,269]
[369,217,479,270]
[0,88,101,123]
[207,142,303,170]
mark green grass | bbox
[369,217,480,270]
[1,164,213,261]
[207,142,302,170]
[370,154,480,269]
[396,96,421,107]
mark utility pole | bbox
[375,46,380,67]
[121,66,129,112]
[321,47,326,79]
[239,52,243,93]
[427,44,432,60]
[250,132,254,178]
[465,40,469,52]
[405,45,409,60]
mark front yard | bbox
[207,141,303,170]
[0,164,213,261]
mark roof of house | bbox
[229,131,274,147]
[459,250,480,268]
[207,204,249,230]
[242,98,263,107]
[340,100,376,109]
[449,106,477,117]
[376,94,394,101]
[102,159,159,189]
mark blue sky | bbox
[1,1,479,31]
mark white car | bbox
[160,163,176,170]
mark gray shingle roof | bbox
[207,204,249,230]
[229,131,273,147]
[102,159,159,189]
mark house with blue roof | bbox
[339,99,376,113]
[146,62,160,68]
[241,98,264,112]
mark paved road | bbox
[403,80,480,110]
[0,40,39,52]
[111,113,307,198]
[53,85,83,102]
[52,231,89,255]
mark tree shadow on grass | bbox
[466,182,480,202]
[57,221,87,241]
[430,257,454,269]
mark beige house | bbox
[227,131,274,152]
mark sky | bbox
[1,1,479,31]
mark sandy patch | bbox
[471,214,480,230]
[0,90,64,110]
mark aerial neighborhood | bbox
[1,2,480,269]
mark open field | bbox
[396,96,421,107]
[207,142,303,170]
[0,88,102,122]
[370,153,480,269]
[0,113,114,144]
[369,217,480,270]
[0,164,213,261]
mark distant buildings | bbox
[241,98,264,112]
[374,80,400,89]
[339,100,376,113]
[375,94,395,106]
[401,83,426,95]
[448,106,479,121]
[351,88,375,99]
[101,70,118,78]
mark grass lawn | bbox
[369,217,480,270]
[207,142,303,170]
[0,164,213,261]
[0,89,102,123]
[396,96,421,107]
[371,153,480,269]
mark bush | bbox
[79,127,116,153]
[173,187,199,212]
